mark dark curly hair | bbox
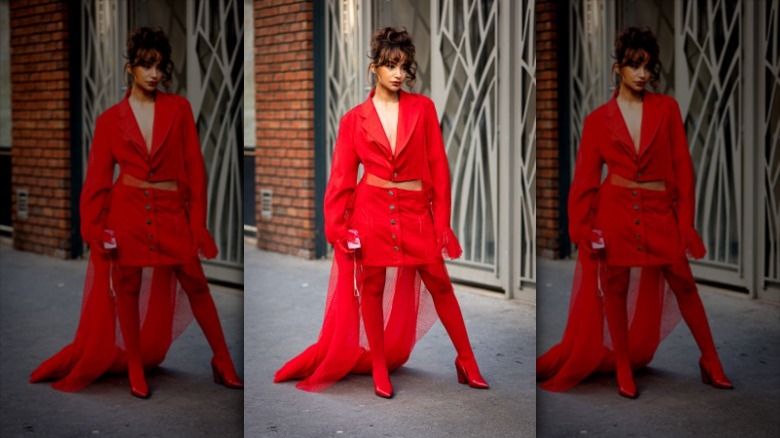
[124,27,174,89]
[368,27,418,89]
[612,27,662,89]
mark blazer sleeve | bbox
[425,99,462,259]
[80,113,115,245]
[567,115,604,245]
[668,98,706,258]
[181,98,218,259]
[324,112,360,246]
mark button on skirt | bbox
[595,182,685,267]
[348,182,441,266]
[106,182,198,266]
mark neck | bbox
[373,86,399,105]
[617,85,644,104]
[129,84,156,104]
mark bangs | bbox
[377,47,408,67]
[132,48,162,66]
[619,48,651,66]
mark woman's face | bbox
[127,51,163,93]
[372,55,408,94]
[616,51,650,94]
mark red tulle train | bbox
[29,251,194,392]
[537,251,682,391]
[273,250,439,392]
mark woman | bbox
[273,27,488,398]
[29,27,242,398]
[537,27,732,398]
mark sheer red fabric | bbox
[537,253,682,391]
[273,249,438,392]
[29,252,193,392]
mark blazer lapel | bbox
[638,91,664,157]
[150,91,176,158]
[116,96,149,157]
[394,90,421,157]
[604,97,636,156]
[359,91,393,156]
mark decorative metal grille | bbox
[325,0,367,169]
[81,0,127,175]
[675,0,743,277]
[431,0,499,270]
[516,0,536,286]
[187,0,244,271]
[569,0,614,172]
[762,0,780,288]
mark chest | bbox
[129,102,155,153]
[373,103,400,154]
[617,102,642,154]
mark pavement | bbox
[537,257,780,438]
[7,239,772,437]
[0,242,244,438]
[244,241,537,438]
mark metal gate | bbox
[80,0,244,284]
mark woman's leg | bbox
[174,261,243,389]
[360,266,393,397]
[417,261,488,388]
[602,266,637,398]
[115,266,149,398]
[663,261,732,388]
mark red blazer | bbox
[80,90,217,266]
[324,89,461,259]
[568,91,705,265]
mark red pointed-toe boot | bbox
[665,262,733,389]
[116,271,150,399]
[361,269,393,398]
[603,269,638,399]
[178,263,243,389]
[455,356,489,389]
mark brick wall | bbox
[254,0,316,259]
[535,0,562,259]
[10,0,73,259]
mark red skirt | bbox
[107,179,198,267]
[595,181,685,266]
[349,182,441,266]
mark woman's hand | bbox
[92,229,117,259]
[681,227,706,259]
[435,227,463,259]
[579,229,605,259]
[193,227,219,259]
[337,229,362,259]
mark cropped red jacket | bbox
[568,90,705,266]
[324,89,461,261]
[80,90,217,266]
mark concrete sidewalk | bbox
[537,257,780,438]
[244,245,537,438]
[0,243,243,438]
